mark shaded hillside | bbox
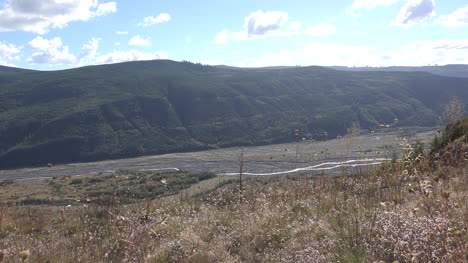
[1,60,468,168]
[328,64,468,78]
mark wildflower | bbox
[161,179,167,185]
[19,250,30,262]
[442,190,450,199]
[443,151,452,161]
[294,129,300,137]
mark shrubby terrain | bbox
[0,117,466,262]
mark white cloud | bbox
[29,46,77,65]
[140,13,171,26]
[244,10,288,37]
[79,38,100,59]
[436,5,468,27]
[0,41,21,66]
[351,0,401,10]
[116,31,128,35]
[214,10,299,44]
[0,0,117,34]
[392,0,435,26]
[214,29,230,44]
[95,1,116,16]
[28,36,62,50]
[231,39,468,67]
[306,24,336,37]
[114,42,121,46]
[95,50,168,64]
[27,37,100,65]
[129,35,151,46]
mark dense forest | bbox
[0,60,467,168]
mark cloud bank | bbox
[436,5,468,27]
[27,36,100,65]
[0,0,117,34]
[95,50,168,64]
[233,39,468,67]
[0,41,21,66]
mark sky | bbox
[0,0,467,70]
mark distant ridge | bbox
[0,65,37,74]
[327,64,468,78]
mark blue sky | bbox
[0,0,467,70]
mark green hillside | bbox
[0,60,467,168]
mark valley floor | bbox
[0,128,435,182]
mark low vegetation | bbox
[0,117,466,262]
[0,170,215,205]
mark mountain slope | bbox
[328,64,468,78]
[0,60,467,168]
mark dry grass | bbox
[0,124,467,262]
[0,170,215,206]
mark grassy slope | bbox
[0,118,466,262]
[1,60,468,168]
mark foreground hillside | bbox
[1,60,468,168]
[0,118,466,262]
